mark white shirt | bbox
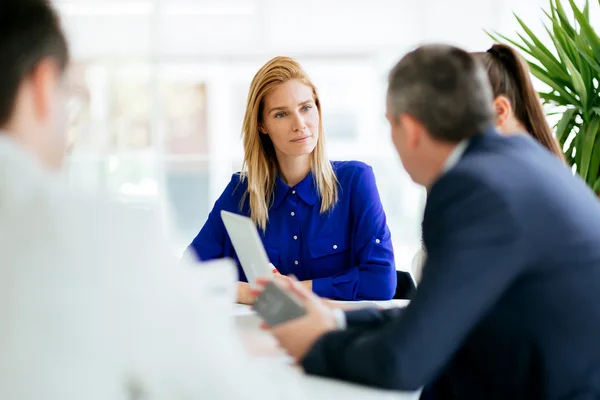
[443,139,469,173]
[0,136,276,400]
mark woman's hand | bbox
[237,264,279,304]
[238,265,313,304]
[236,282,258,305]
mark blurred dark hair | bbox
[0,0,69,127]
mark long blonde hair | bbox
[240,56,338,231]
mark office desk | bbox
[233,301,420,400]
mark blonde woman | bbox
[186,56,397,304]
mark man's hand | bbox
[253,276,338,362]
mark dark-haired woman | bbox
[412,43,565,284]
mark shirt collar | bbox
[0,133,37,167]
[0,133,52,211]
[271,171,319,209]
[442,139,469,173]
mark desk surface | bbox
[234,301,420,400]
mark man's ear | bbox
[30,58,60,122]
[398,113,425,149]
[493,95,512,127]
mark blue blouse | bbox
[186,161,397,300]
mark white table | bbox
[233,301,421,400]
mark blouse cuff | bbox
[312,276,334,299]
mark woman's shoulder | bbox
[217,172,248,203]
[331,160,374,183]
[228,171,247,185]
[331,160,373,175]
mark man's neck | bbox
[0,124,60,172]
[424,140,467,188]
[442,140,469,172]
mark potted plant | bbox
[488,0,600,193]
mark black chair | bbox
[393,270,416,300]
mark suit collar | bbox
[442,125,500,173]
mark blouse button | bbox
[294,261,299,265]
[376,239,381,244]
[293,235,298,240]
[292,190,296,194]
[333,245,338,250]
[290,212,295,217]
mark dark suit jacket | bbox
[301,128,600,399]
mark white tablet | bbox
[220,210,273,288]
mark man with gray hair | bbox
[258,44,600,399]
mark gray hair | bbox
[387,44,495,142]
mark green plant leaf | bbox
[542,23,580,89]
[574,44,600,77]
[485,30,503,45]
[543,7,579,66]
[542,21,569,65]
[514,14,569,78]
[489,31,534,56]
[562,120,578,160]
[593,176,600,193]
[563,126,581,158]
[573,34,593,94]
[554,0,577,37]
[564,135,576,158]
[568,0,600,57]
[555,108,578,143]
[578,117,600,181]
[485,30,500,43]
[492,31,571,90]
[558,30,594,108]
[485,29,503,41]
[549,27,588,108]
[575,124,586,177]
[540,92,567,104]
[505,0,600,188]
[587,122,600,185]
[584,0,591,20]
[516,36,571,87]
[563,129,577,161]
[529,63,580,106]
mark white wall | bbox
[57,0,558,58]
[54,0,577,269]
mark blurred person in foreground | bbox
[0,1,273,399]
[256,44,600,399]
